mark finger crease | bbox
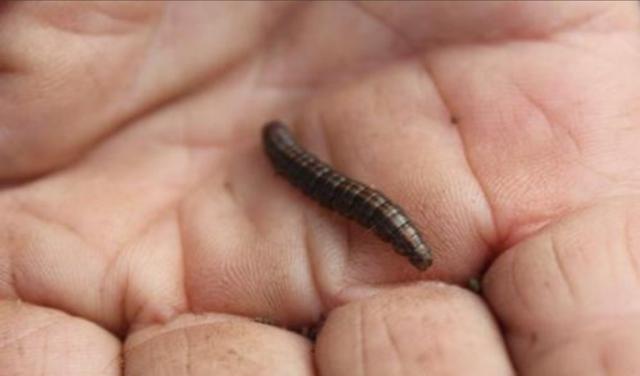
[549,232,578,303]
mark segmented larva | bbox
[262,120,433,270]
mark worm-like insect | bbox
[262,120,433,270]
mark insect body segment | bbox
[262,120,433,271]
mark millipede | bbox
[262,120,433,270]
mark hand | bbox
[1,2,639,375]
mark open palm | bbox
[2,2,640,375]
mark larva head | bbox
[408,244,433,271]
[263,120,296,147]
[391,223,433,271]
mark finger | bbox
[484,198,640,374]
[0,300,121,375]
[124,313,313,376]
[315,283,514,375]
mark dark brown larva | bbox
[262,120,433,270]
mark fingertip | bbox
[316,282,514,375]
[483,199,640,373]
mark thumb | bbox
[484,197,640,374]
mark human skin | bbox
[0,1,639,375]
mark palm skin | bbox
[1,1,639,375]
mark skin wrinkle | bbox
[152,119,195,192]
[10,204,122,323]
[0,315,58,350]
[5,265,17,299]
[301,214,329,318]
[316,110,337,167]
[169,210,189,323]
[251,4,313,89]
[222,174,257,236]
[551,31,631,65]
[1,223,19,299]
[118,253,134,335]
[176,207,193,315]
[601,222,617,297]
[549,231,578,304]
[124,318,221,354]
[98,351,123,376]
[29,3,162,36]
[14,199,100,256]
[0,63,24,75]
[89,2,163,25]
[421,57,499,252]
[98,240,127,333]
[183,328,192,376]
[598,344,614,376]
[510,247,534,315]
[77,44,114,103]
[149,4,303,103]
[227,147,285,240]
[107,207,184,328]
[542,5,615,37]
[565,146,623,189]
[41,329,48,376]
[95,172,212,328]
[251,3,307,54]
[511,80,579,156]
[156,116,233,152]
[521,317,640,373]
[350,1,415,53]
[126,320,286,372]
[509,59,633,195]
[129,4,163,105]
[505,37,640,196]
[257,3,360,89]
[244,51,307,107]
[382,314,405,375]
[0,105,121,185]
[359,302,367,376]
[141,9,244,104]
[354,2,611,48]
[623,212,640,285]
